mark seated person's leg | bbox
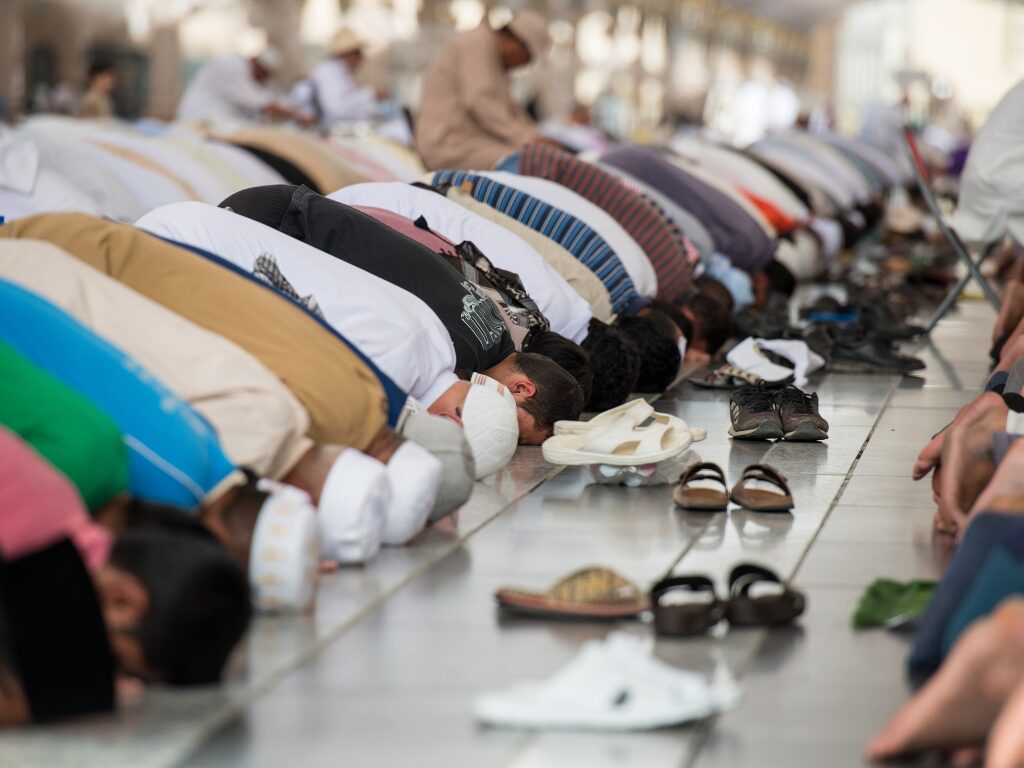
[868,597,1024,760]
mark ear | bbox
[505,376,537,398]
[95,566,149,629]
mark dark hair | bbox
[522,330,594,405]
[512,351,585,432]
[117,499,218,542]
[763,258,797,297]
[580,318,640,410]
[88,61,115,80]
[109,530,252,686]
[684,292,732,353]
[647,300,694,342]
[218,471,271,563]
[614,314,681,393]
[694,275,734,316]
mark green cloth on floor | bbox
[852,579,937,629]
[0,339,128,513]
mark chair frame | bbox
[902,125,1001,331]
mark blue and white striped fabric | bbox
[431,170,646,315]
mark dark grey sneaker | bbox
[775,386,829,441]
[729,382,784,440]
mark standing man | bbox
[415,11,552,170]
[293,27,385,127]
[177,49,306,128]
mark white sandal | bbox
[542,414,694,466]
[554,399,707,443]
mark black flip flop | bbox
[672,462,729,512]
[726,564,806,627]
[650,575,727,637]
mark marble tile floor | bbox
[0,300,996,768]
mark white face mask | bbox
[677,336,689,361]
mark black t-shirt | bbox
[226,185,515,373]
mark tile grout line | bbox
[683,374,903,768]
[173,465,569,768]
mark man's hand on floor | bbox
[936,402,1005,534]
[914,392,1007,481]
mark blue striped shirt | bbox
[430,171,646,315]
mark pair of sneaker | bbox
[474,632,740,731]
[729,382,829,441]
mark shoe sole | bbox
[782,421,829,441]
[729,421,784,440]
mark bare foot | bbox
[987,674,1024,768]
[970,439,1024,521]
[867,598,1024,760]
[937,403,1007,531]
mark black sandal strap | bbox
[739,464,790,494]
[679,462,727,489]
[649,576,726,636]
[728,564,783,600]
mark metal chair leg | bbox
[923,242,1001,332]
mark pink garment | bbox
[354,205,459,256]
[0,427,111,572]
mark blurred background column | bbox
[0,0,26,117]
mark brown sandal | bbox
[650,576,727,636]
[729,464,794,513]
[495,567,648,620]
[673,462,729,511]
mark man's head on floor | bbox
[615,313,682,393]
[486,352,585,444]
[580,318,640,411]
[522,329,594,407]
[682,291,733,356]
[429,352,583,448]
[94,521,252,686]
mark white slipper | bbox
[474,633,739,731]
[543,414,693,467]
[553,399,653,435]
[555,400,707,443]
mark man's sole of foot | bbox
[782,422,829,441]
[729,421,784,440]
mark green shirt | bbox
[0,340,128,513]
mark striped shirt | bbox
[601,146,778,274]
[517,144,699,304]
[430,170,647,315]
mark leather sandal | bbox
[726,564,806,627]
[673,463,729,512]
[729,464,794,513]
[650,575,727,637]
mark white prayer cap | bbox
[317,449,389,564]
[249,483,320,612]
[461,373,519,479]
[254,47,282,72]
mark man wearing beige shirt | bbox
[416,11,552,170]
